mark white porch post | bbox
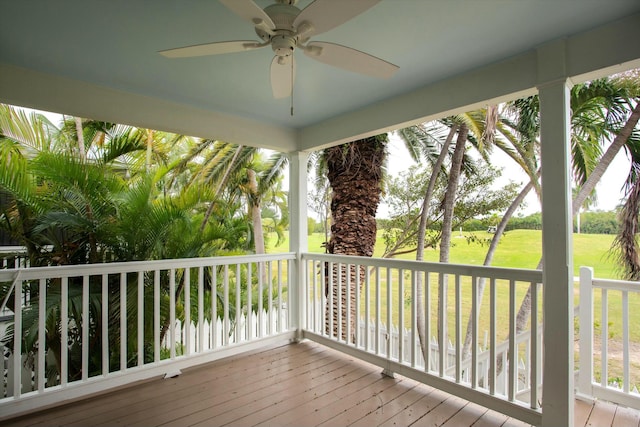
[288,151,309,340]
[538,41,574,427]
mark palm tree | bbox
[323,135,388,341]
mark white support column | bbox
[538,40,574,427]
[288,151,309,341]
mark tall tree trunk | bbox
[415,125,457,360]
[74,116,98,261]
[614,175,640,279]
[74,117,86,161]
[145,130,154,172]
[461,178,536,359]
[247,168,265,255]
[573,102,640,213]
[437,125,468,347]
[325,136,387,342]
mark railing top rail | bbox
[0,246,28,254]
[591,277,640,292]
[302,252,543,283]
[0,252,296,281]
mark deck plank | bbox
[575,398,595,427]
[315,380,421,426]
[3,341,639,427]
[377,386,450,426]
[612,405,640,427]
[586,400,617,427]
[348,383,434,427]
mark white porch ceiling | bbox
[1,0,639,152]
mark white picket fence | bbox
[162,309,289,354]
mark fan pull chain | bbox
[290,56,294,116]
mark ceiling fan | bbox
[159,0,399,100]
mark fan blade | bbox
[303,42,398,79]
[293,0,380,37]
[159,40,265,58]
[271,56,296,99]
[219,0,275,30]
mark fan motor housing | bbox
[271,35,296,57]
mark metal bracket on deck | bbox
[381,368,395,378]
[163,369,182,379]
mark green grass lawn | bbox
[269,229,619,279]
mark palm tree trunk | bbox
[74,117,86,161]
[437,125,468,346]
[614,175,640,279]
[145,130,154,172]
[247,168,265,255]
[415,125,456,360]
[324,136,387,342]
[461,178,536,358]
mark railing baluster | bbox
[169,269,176,359]
[425,271,431,373]
[601,288,608,387]
[154,270,160,362]
[38,278,46,391]
[346,263,351,344]
[137,271,144,366]
[119,272,126,370]
[257,262,263,339]
[102,273,109,374]
[212,266,218,348]
[268,261,273,335]
[508,279,516,401]
[489,277,496,395]
[455,274,461,383]
[337,262,342,341]
[184,267,191,355]
[277,260,283,333]
[320,261,326,336]
[411,270,417,368]
[471,275,478,389]
[622,290,629,393]
[235,263,241,343]
[398,269,404,363]
[386,267,392,359]
[355,264,361,348]
[13,279,22,397]
[438,272,446,378]
[223,265,229,345]
[82,275,89,381]
[198,267,204,353]
[530,281,539,409]
[365,265,370,351]
[247,262,253,340]
[311,260,317,332]
[375,266,381,355]
[328,261,334,338]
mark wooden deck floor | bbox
[4,341,639,427]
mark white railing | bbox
[301,253,543,426]
[0,246,30,270]
[578,266,640,409]
[0,253,295,419]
